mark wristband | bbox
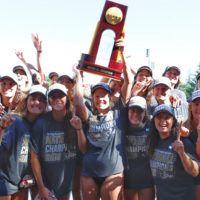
[76,128,82,131]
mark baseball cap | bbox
[48,72,58,79]
[128,96,147,111]
[13,65,26,74]
[191,90,200,102]
[28,85,47,99]
[136,66,152,76]
[48,83,68,97]
[153,77,171,88]
[57,74,75,83]
[196,73,200,81]
[163,66,181,76]
[0,72,18,84]
[153,104,175,119]
[91,82,111,94]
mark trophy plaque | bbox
[78,0,128,80]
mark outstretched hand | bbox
[0,105,15,129]
[115,38,125,53]
[171,121,185,155]
[70,106,82,131]
[15,49,26,63]
[32,33,42,52]
[178,121,189,137]
[170,95,182,108]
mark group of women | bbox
[1,42,200,200]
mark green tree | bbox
[179,63,200,99]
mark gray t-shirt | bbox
[81,98,127,177]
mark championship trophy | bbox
[78,0,128,80]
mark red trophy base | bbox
[78,53,123,80]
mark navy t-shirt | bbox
[0,115,32,196]
[81,98,127,177]
[30,112,77,196]
[150,134,196,200]
[188,126,200,184]
[124,120,154,189]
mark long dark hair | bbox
[63,99,77,152]
[149,116,177,157]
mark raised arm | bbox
[70,108,87,154]
[115,38,133,104]
[15,50,33,76]
[32,33,44,82]
[73,66,88,121]
[172,123,199,177]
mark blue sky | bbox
[1,0,200,83]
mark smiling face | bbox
[49,90,67,112]
[191,98,200,125]
[57,77,73,90]
[0,78,17,98]
[136,69,152,84]
[164,68,179,87]
[109,80,122,97]
[93,88,110,114]
[128,107,145,128]
[27,93,46,114]
[154,112,175,139]
[153,84,171,104]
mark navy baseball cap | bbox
[91,82,111,94]
[196,73,200,81]
[191,90,200,102]
[137,66,152,76]
[13,65,26,74]
[153,104,175,119]
[163,66,180,76]
[48,72,58,79]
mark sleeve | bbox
[182,138,200,163]
[1,116,21,150]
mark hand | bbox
[131,81,146,96]
[32,33,42,52]
[171,124,185,155]
[15,50,26,63]
[38,187,53,200]
[0,105,15,129]
[178,121,189,137]
[115,38,125,53]
[70,107,82,130]
[169,95,182,108]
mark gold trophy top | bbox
[105,7,123,25]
